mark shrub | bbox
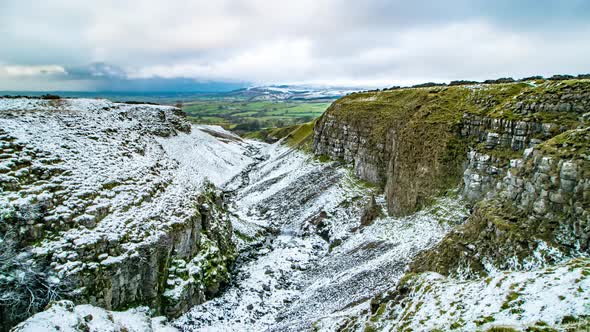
[0,229,71,328]
[450,80,479,86]
[412,82,447,88]
[40,94,60,100]
[548,74,575,81]
[483,78,515,84]
[519,76,544,82]
[384,86,401,91]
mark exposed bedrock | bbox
[0,99,238,330]
[314,79,589,216]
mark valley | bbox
[3,77,590,332]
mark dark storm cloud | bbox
[61,63,247,92]
[0,0,588,90]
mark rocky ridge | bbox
[0,98,252,329]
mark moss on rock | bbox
[314,79,590,215]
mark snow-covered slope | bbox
[0,98,254,328]
[11,300,178,332]
[173,143,468,331]
[324,258,590,331]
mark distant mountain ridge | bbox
[222,85,361,101]
[0,85,362,103]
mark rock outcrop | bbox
[413,127,589,276]
[314,87,468,216]
[0,98,250,330]
[314,79,589,216]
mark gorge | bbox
[2,78,590,332]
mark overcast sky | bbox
[1,0,589,91]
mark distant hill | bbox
[0,85,361,104]
[221,85,360,101]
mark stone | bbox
[561,179,576,192]
[485,132,500,149]
[533,199,547,214]
[560,161,577,180]
[549,192,566,204]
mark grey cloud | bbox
[65,63,127,80]
[0,0,588,90]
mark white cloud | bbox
[0,0,589,89]
[0,65,66,77]
[125,20,590,86]
[130,39,314,82]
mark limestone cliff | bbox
[0,98,249,330]
[312,79,590,331]
[411,127,589,276]
[314,79,589,216]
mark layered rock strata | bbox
[0,98,245,329]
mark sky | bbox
[1,0,589,91]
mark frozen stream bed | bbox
[173,141,468,331]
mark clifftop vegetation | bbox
[314,78,589,215]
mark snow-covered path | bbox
[173,142,468,331]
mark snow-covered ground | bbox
[322,257,590,331]
[174,142,468,331]
[0,98,254,279]
[11,300,177,332]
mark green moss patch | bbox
[538,127,590,160]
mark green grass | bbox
[182,99,331,132]
[538,127,590,159]
[244,120,317,151]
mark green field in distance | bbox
[181,100,332,132]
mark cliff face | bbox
[311,80,590,331]
[314,80,589,216]
[0,98,250,329]
[411,129,589,277]
[314,87,468,215]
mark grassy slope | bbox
[317,79,589,215]
[244,120,317,151]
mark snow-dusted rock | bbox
[11,300,178,332]
[0,98,254,327]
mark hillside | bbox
[312,78,590,330]
[0,98,254,329]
